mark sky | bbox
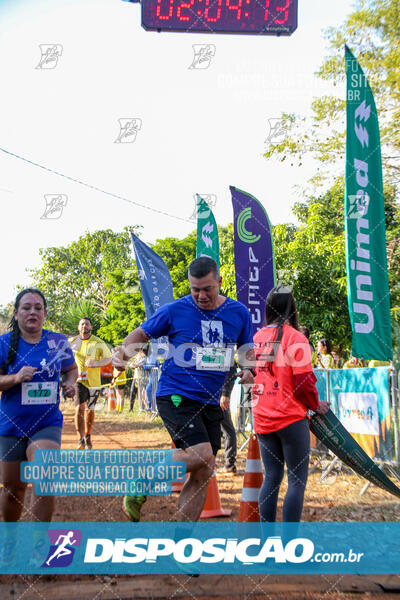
[0,0,354,306]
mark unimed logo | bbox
[42,529,82,568]
[84,536,314,564]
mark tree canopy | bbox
[264,0,400,187]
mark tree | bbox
[30,227,140,331]
[274,179,400,358]
[0,304,12,335]
[264,0,400,186]
[99,233,198,344]
[61,299,102,337]
[219,223,236,299]
[274,180,350,352]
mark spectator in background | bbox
[143,348,160,412]
[316,338,335,369]
[343,355,364,369]
[113,367,127,412]
[128,349,147,412]
[100,362,113,387]
[219,363,238,475]
[331,350,342,368]
[253,285,330,522]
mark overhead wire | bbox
[0,146,191,223]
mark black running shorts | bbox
[156,395,224,456]
[75,382,101,409]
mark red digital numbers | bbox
[204,0,223,22]
[177,0,194,21]
[152,0,294,28]
[264,0,270,20]
[156,0,174,20]
[226,0,243,21]
[275,0,290,24]
[265,0,290,24]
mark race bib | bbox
[196,347,232,371]
[78,371,88,382]
[21,382,58,405]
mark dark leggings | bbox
[257,418,310,522]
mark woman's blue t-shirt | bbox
[141,295,253,404]
[0,329,75,437]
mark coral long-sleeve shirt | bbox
[252,324,319,434]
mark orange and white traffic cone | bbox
[171,441,185,493]
[238,434,263,522]
[200,472,232,518]
[108,386,116,411]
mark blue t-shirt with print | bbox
[0,329,75,437]
[141,295,253,404]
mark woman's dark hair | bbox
[3,288,47,372]
[262,285,299,369]
[265,285,299,330]
[319,338,332,354]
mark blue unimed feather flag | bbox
[131,234,173,318]
[230,186,276,335]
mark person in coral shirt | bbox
[252,285,330,522]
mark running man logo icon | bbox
[36,44,63,69]
[188,44,216,70]
[41,194,68,220]
[42,529,82,568]
[265,118,287,144]
[346,194,369,219]
[114,118,142,143]
[189,193,217,221]
[201,320,223,347]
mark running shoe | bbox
[85,434,92,449]
[122,495,147,522]
[77,438,85,450]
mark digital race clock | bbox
[141,0,298,35]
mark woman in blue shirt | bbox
[0,289,77,521]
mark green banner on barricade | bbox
[310,409,400,499]
[329,367,391,460]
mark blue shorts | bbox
[0,426,62,462]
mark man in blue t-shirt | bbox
[113,257,254,522]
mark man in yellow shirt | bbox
[69,317,112,449]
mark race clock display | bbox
[141,0,298,35]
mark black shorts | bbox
[156,395,223,456]
[75,382,101,409]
